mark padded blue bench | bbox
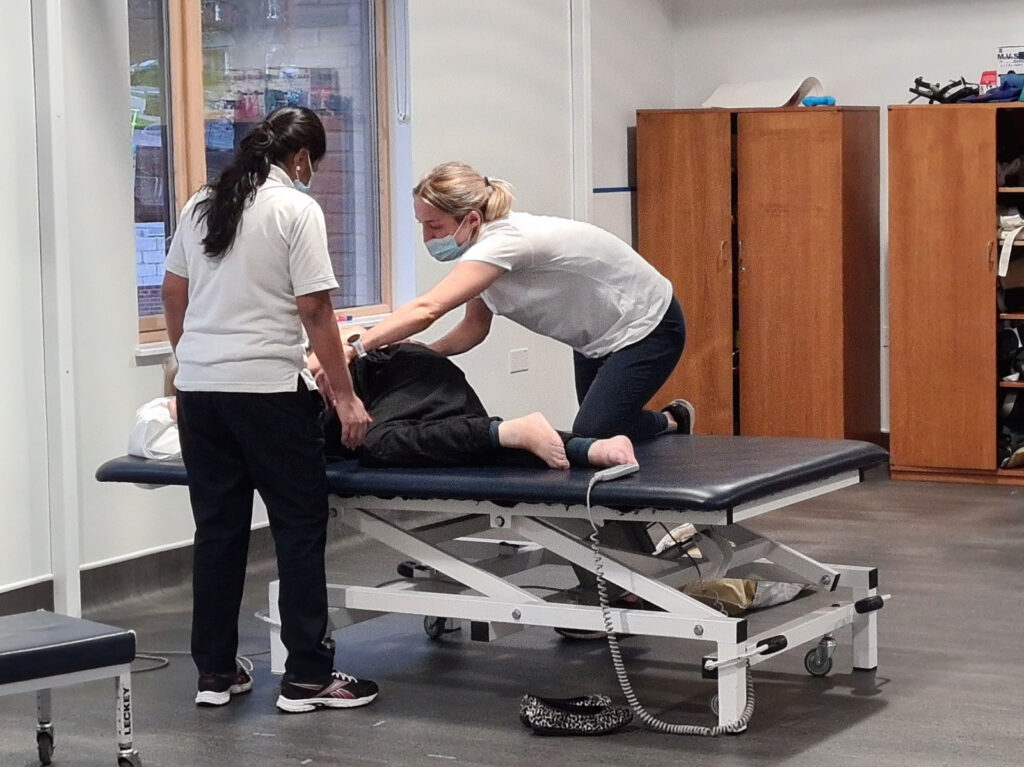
[0,610,140,766]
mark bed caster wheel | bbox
[423,616,460,640]
[398,560,429,578]
[36,731,54,765]
[804,650,833,677]
[424,616,456,640]
[709,694,720,716]
[804,636,837,677]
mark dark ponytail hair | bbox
[193,105,327,258]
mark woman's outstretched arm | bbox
[360,260,504,350]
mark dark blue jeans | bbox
[572,296,686,441]
[177,386,334,680]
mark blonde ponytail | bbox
[414,161,514,222]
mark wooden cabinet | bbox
[888,104,1024,484]
[636,107,880,441]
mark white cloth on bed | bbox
[127,397,181,460]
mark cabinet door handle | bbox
[718,239,728,270]
[988,239,995,270]
[737,240,745,273]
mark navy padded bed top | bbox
[96,435,887,513]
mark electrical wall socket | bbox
[508,347,529,373]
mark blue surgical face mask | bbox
[293,152,314,193]
[424,216,471,262]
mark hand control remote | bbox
[591,463,640,483]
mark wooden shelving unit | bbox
[889,103,1024,484]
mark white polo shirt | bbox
[164,165,337,393]
[461,212,672,358]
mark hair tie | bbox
[483,176,491,187]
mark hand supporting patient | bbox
[334,392,371,450]
[310,354,369,450]
[299,293,371,450]
[307,324,373,450]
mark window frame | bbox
[138,0,393,345]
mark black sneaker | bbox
[276,670,379,713]
[195,665,253,706]
[662,398,695,434]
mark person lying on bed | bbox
[309,336,636,470]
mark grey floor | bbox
[2,469,1023,766]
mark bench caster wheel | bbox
[709,693,719,716]
[804,635,836,677]
[36,731,54,765]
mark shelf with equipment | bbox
[889,103,1024,483]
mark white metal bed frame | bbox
[266,469,881,728]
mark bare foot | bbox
[586,435,637,467]
[498,413,570,469]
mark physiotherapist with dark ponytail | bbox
[161,106,379,713]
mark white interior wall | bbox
[674,0,1020,109]
[0,3,50,592]
[406,0,580,426]
[673,0,1024,430]
[60,2,207,571]
[589,0,680,242]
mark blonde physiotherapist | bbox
[357,161,692,453]
[161,106,378,713]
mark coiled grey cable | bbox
[585,470,755,736]
[132,651,256,675]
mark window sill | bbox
[132,314,386,365]
[134,341,173,365]
[338,313,387,330]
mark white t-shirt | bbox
[461,212,673,358]
[164,165,337,392]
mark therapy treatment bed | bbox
[97,435,888,729]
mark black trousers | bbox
[324,344,595,467]
[352,344,499,466]
[572,296,686,441]
[177,386,334,680]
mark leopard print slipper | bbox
[519,694,632,735]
